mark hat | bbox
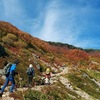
[46,68,50,74]
[29,64,33,68]
[14,59,20,64]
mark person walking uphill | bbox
[26,64,34,87]
[0,60,20,95]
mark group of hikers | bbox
[0,59,51,95]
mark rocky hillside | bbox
[0,21,100,100]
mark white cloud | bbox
[1,0,99,49]
[37,0,81,45]
[39,10,60,41]
[37,0,100,49]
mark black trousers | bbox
[28,75,33,85]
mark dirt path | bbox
[59,76,96,100]
[51,66,97,100]
[0,92,14,100]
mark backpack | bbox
[3,62,12,76]
[27,68,34,75]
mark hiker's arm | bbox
[26,68,29,74]
[32,68,34,76]
[9,63,18,77]
[11,70,18,76]
[11,70,15,76]
[14,71,18,75]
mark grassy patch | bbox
[85,70,100,81]
[56,81,84,100]
[42,85,73,100]
[68,70,100,100]
[24,89,48,100]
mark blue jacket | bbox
[9,64,17,77]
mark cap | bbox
[29,64,33,68]
[14,59,20,64]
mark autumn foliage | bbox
[0,21,100,70]
[67,49,89,65]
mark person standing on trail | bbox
[26,64,34,87]
[0,60,19,94]
[44,68,51,85]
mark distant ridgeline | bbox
[47,41,100,52]
[47,41,82,49]
[0,44,8,57]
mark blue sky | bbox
[0,0,100,49]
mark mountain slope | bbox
[0,21,100,100]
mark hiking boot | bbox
[9,92,15,97]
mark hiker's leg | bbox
[1,77,9,93]
[28,76,30,85]
[28,76,33,87]
[10,77,15,92]
[48,78,50,85]
[30,76,33,85]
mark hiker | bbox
[0,60,20,95]
[44,68,51,85]
[26,64,34,87]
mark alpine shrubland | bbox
[0,21,100,100]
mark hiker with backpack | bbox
[0,60,20,95]
[26,64,34,87]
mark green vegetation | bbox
[86,70,100,81]
[24,86,73,100]
[68,70,100,100]
[24,81,85,100]
[25,90,48,100]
